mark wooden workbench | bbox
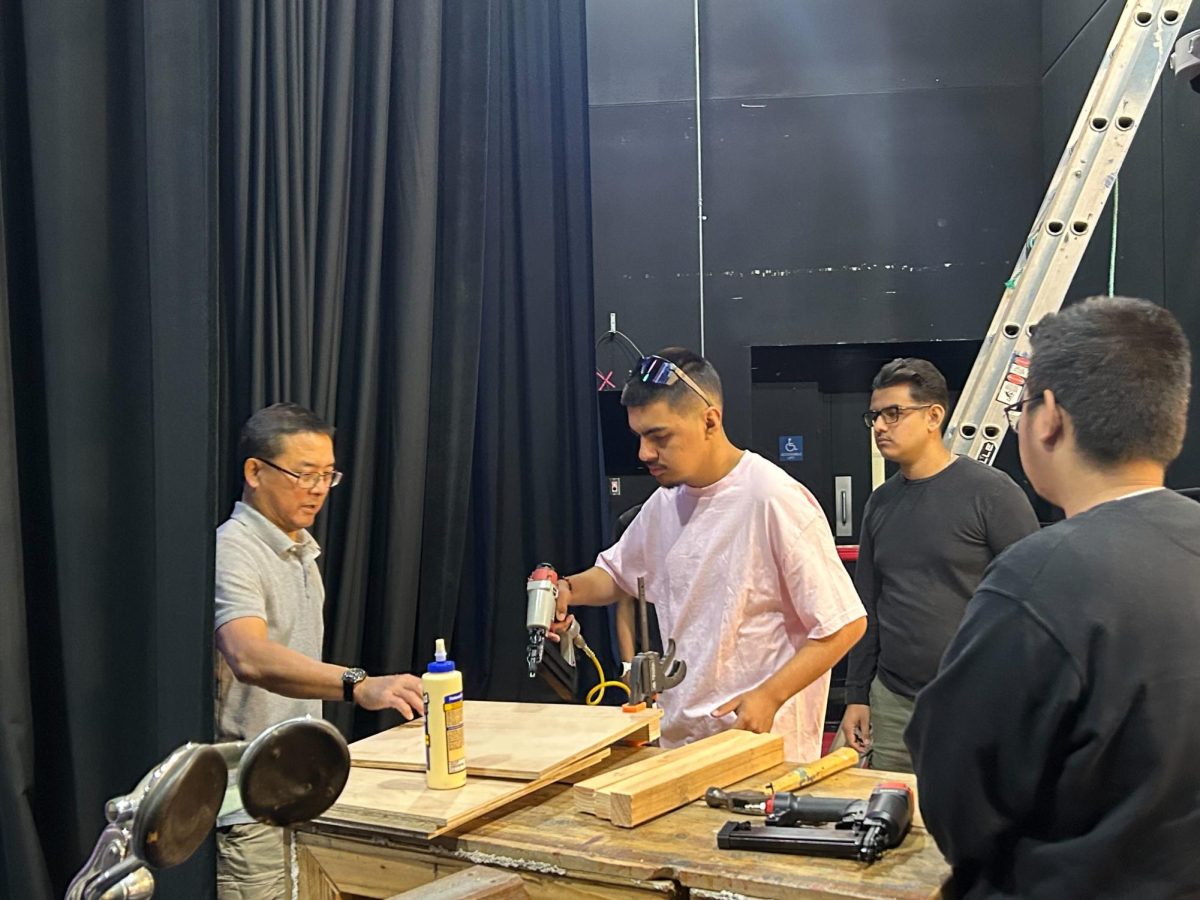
[292,757,950,899]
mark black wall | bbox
[587,0,1200,516]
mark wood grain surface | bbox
[303,757,949,900]
[349,701,662,780]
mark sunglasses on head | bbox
[638,356,714,407]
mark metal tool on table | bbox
[716,781,913,863]
[704,745,861,814]
[622,576,686,709]
[67,717,350,900]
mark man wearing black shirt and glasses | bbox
[839,358,1038,772]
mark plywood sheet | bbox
[322,749,610,839]
[349,701,661,780]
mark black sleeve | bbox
[843,498,880,706]
[904,585,1081,876]
[982,477,1040,556]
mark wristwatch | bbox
[342,667,367,703]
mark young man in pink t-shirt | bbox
[552,348,865,761]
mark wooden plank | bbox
[385,865,528,899]
[602,733,784,827]
[294,842,344,900]
[557,745,652,786]
[293,829,681,899]
[322,750,610,838]
[350,702,661,780]
[573,730,746,816]
[590,732,771,820]
[292,834,475,898]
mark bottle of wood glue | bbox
[423,638,466,789]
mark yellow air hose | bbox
[583,645,631,706]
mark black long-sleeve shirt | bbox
[844,457,1038,704]
[906,489,1200,899]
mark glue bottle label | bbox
[444,691,466,774]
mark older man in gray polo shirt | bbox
[214,402,424,899]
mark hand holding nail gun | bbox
[526,564,685,707]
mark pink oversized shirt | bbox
[597,451,865,761]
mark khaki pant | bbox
[216,823,287,900]
[865,677,916,774]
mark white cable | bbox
[693,0,706,356]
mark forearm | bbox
[843,619,879,705]
[762,618,867,707]
[615,596,636,661]
[565,566,625,607]
[222,636,349,702]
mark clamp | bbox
[623,576,686,709]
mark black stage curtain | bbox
[1,2,603,896]
[0,1,217,897]
[219,0,608,739]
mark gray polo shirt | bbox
[214,500,325,741]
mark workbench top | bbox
[299,758,950,899]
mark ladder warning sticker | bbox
[995,352,1031,406]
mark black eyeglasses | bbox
[1002,396,1041,433]
[255,457,343,489]
[638,356,714,407]
[862,405,932,429]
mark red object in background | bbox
[836,545,859,562]
[821,730,838,755]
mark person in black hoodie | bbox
[905,296,1200,900]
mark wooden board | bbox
[601,732,783,827]
[350,702,661,780]
[320,749,610,839]
[292,832,681,899]
[574,730,743,816]
[384,865,528,899]
[556,745,649,786]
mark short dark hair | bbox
[238,402,334,462]
[620,347,723,410]
[871,358,950,414]
[1027,296,1191,466]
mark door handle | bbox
[834,476,852,537]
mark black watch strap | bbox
[342,667,367,702]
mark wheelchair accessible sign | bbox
[779,435,804,462]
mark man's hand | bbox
[554,574,573,619]
[545,613,575,644]
[840,703,872,753]
[539,567,627,642]
[711,685,784,734]
[354,674,426,719]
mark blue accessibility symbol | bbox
[779,435,804,462]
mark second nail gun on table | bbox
[717,782,913,863]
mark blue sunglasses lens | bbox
[639,356,675,385]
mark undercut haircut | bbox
[621,347,723,411]
[871,358,951,428]
[238,402,335,462]
[1027,296,1191,467]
